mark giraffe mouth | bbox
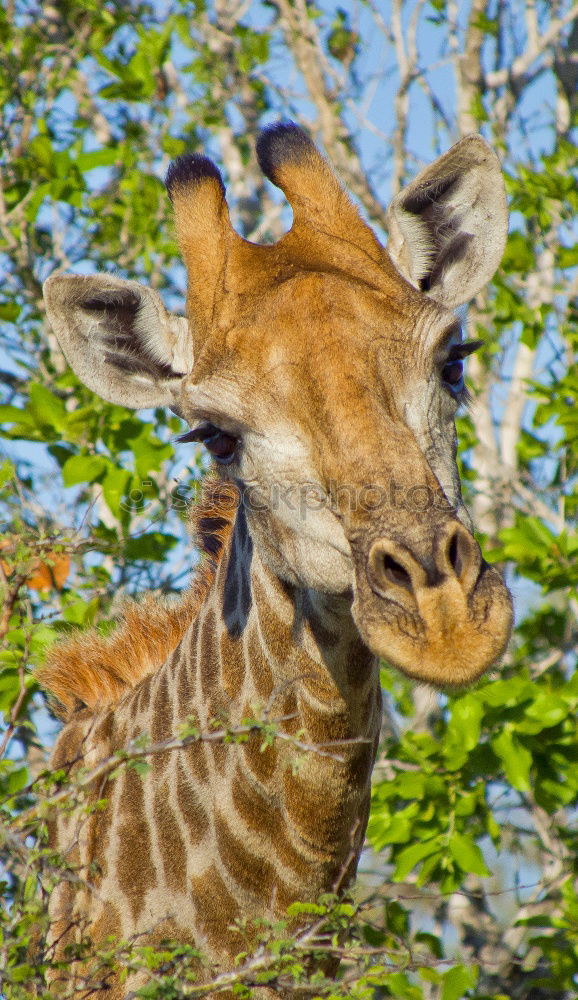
[349,523,513,687]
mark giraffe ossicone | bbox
[39,123,513,996]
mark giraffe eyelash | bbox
[441,340,483,405]
[455,341,483,407]
[178,423,240,464]
[458,385,473,408]
[448,339,484,360]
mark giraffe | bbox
[39,123,513,997]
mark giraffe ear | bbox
[43,274,192,409]
[386,134,508,309]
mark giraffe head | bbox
[44,124,512,688]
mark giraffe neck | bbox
[55,501,382,973]
[186,501,382,900]
[210,500,380,744]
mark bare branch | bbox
[485,5,578,90]
[272,0,387,224]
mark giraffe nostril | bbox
[440,522,482,594]
[367,539,425,604]
[382,554,413,591]
[447,530,463,577]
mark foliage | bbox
[1,0,577,998]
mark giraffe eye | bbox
[442,359,464,393]
[441,339,482,397]
[178,423,239,465]
[203,428,238,464]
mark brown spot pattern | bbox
[215,810,274,899]
[298,693,351,743]
[149,669,173,777]
[91,902,122,945]
[178,740,210,787]
[176,650,192,718]
[283,765,349,848]
[200,612,218,701]
[252,576,293,663]
[345,640,375,688]
[220,631,246,701]
[231,763,273,836]
[190,863,242,956]
[88,791,113,883]
[175,758,210,843]
[154,781,187,894]
[246,625,273,700]
[50,719,84,771]
[93,711,114,745]
[116,765,157,923]
[232,765,312,883]
[243,730,278,783]
[133,679,151,716]
[150,669,172,743]
[279,690,299,735]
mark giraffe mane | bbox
[37,478,239,720]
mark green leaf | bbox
[492,727,533,791]
[0,301,20,321]
[0,667,23,714]
[441,964,477,1000]
[384,900,410,937]
[61,596,99,626]
[393,836,442,882]
[6,765,29,795]
[444,694,483,768]
[380,972,423,999]
[0,404,34,427]
[61,453,107,486]
[0,459,15,488]
[29,383,69,431]
[448,832,490,876]
[415,931,443,958]
[124,531,177,562]
[516,692,570,734]
[76,148,120,170]
[99,461,131,518]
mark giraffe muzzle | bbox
[366,522,481,610]
[352,522,513,688]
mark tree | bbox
[1,1,577,996]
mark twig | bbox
[10,720,370,832]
